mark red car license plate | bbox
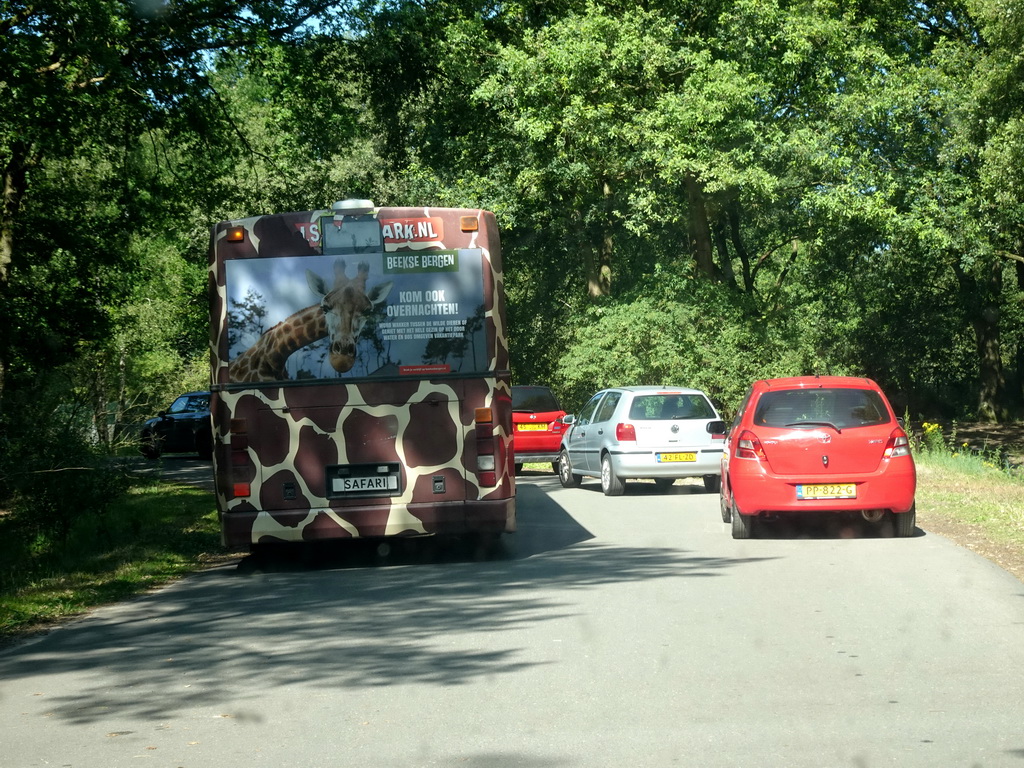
[797,483,856,499]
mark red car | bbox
[720,376,916,539]
[512,385,568,473]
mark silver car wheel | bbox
[601,454,624,496]
[558,449,580,488]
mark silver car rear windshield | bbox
[754,388,889,429]
[628,394,715,420]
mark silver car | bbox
[557,386,727,496]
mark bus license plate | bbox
[797,483,856,500]
[332,475,399,494]
[327,463,402,498]
[517,423,548,431]
[658,453,697,462]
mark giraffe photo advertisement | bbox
[224,250,488,382]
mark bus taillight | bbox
[475,407,497,487]
[230,418,252,498]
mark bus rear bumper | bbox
[221,497,516,548]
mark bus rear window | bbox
[321,216,383,254]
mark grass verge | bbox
[0,479,226,643]
[914,449,1024,583]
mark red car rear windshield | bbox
[754,388,889,429]
[513,386,562,413]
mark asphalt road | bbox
[2,466,1024,767]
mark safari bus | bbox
[207,200,515,550]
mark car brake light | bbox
[736,430,766,460]
[883,428,911,458]
[615,422,636,441]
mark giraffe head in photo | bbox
[307,259,393,373]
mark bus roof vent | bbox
[332,199,375,216]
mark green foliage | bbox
[0,373,132,543]
[2,0,1024,439]
[554,269,804,414]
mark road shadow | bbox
[0,476,776,724]
[547,476,719,497]
[747,513,926,540]
[233,477,598,572]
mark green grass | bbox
[0,479,225,641]
[915,448,1024,554]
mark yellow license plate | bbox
[517,423,548,431]
[658,453,697,462]
[797,483,856,499]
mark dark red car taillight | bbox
[736,430,766,460]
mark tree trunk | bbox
[955,257,1006,422]
[728,201,753,293]
[1013,241,1024,409]
[712,217,737,289]
[0,141,35,406]
[685,175,716,280]
[585,179,613,298]
[1,143,31,287]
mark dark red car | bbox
[720,376,916,539]
[512,385,568,473]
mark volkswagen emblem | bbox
[671,424,679,434]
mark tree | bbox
[0,0,342,403]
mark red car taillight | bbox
[615,422,636,441]
[883,428,911,458]
[736,430,766,460]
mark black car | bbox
[140,391,212,460]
